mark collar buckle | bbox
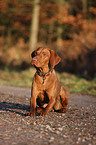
[37,67,53,84]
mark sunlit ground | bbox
[0,67,96,96]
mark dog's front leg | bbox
[28,96,36,116]
[29,96,36,116]
[40,97,55,116]
[28,87,38,116]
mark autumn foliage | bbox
[0,0,96,78]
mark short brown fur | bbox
[28,47,69,116]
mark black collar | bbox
[36,66,53,84]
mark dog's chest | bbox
[35,74,52,89]
[36,79,49,91]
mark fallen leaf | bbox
[3,137,10,140]
[33,122,36,125]
[72,85,78,88]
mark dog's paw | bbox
[60,107,67,113]
[27,112,35,116]
[39,110,48,116]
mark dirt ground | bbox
[0,85,96,145]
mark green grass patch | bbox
[0,68,35,87]
[56,72,96,96]
[0,68,96,96]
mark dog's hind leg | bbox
[60,86,69,112]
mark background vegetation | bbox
[0,0,96,95]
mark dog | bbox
[28,47,69,116]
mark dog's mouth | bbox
[31,58,37,65]
[31,58,41,68]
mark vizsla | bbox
[28,47,69,116]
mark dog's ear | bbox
[49,50,61,68]
[31,50,36,58]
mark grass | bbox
[57,72,96,96]
[0,67,96,96]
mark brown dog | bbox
[28,47,69,116]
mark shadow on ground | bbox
[0,102,29,116]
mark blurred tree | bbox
[56,0,63,48]
[0,0,96,77]
[82,0,87,15]
[29,0,40,50]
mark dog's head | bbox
[31,47,61,68]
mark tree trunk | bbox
[56,0,64,48]
[82,0,87,15]
[29,0,40,50]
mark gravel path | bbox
[0,85,96,145]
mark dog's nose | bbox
[31,58,37,65]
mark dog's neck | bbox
[37,65,53,76]
[40,64,50,73]
[36,65,53,84]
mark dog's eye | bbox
[43,53,46,56]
